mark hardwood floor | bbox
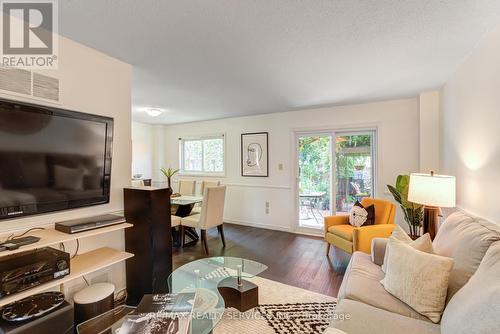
[172,223,350,297]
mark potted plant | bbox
[160,167,179,189]
[387,175,423,239]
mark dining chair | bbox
[178,180,196,195]
[171,214,181,246]
[171,215,181,227]
[180,186,227,255]
[200,180,221,195]
[191,180,222,214]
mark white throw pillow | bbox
[381,238,454,323]
[381,226,434,273]
[348,202,375,227]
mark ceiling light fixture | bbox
[144,108,164,117]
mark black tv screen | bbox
[0,98,113,220]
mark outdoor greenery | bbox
[299,136,332,209]
[387,174,424,238]
[298,134,372,212]
[336,135,371,178]
[335,135,372,211]
[183,138,224,172]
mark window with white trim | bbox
[179,135,225,174]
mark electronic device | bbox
[1,291,65,322]
[124,187,173,305]
[73,283,115,326]
[0,236,40,252]
[0,98,114,221]
[55,213,125,234]
[0,247,70,298]
[0,300,73,334]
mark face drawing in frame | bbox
[246,142,263,169]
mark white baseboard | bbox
[223,217,324,238]
[223,218,292,233]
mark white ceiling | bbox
[59,1,500,125]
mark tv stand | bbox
[0,220,133,307]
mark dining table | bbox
[170,195,204,247]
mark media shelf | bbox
[0,222,134,306]
[0,247,134,307]
[0,222,132,257]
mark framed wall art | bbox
[241,132,268,177]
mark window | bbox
[180,135,225,174]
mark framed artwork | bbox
[241,132,269,177]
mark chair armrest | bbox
[371,238,389,266]
[352,224,395,254]
[324,215,349,232]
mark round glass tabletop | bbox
[168,257,267,334]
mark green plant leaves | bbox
[160,167,179,178]
[387,185,402,204]
[387,174,424,236]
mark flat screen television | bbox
[0,98,113,220]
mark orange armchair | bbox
[324,198,396,255]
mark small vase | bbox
[167,177,172,189]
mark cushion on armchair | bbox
[328,225,354,241]
[349,201,375,227]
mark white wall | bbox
[440,23,500,223]
[132,122,154,179]
[0,35,132,293]
[418,91,440,173]
[156,98,420,232]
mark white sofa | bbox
[328,211,500,334]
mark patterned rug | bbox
[214,276,337,334]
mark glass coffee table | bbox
[169,257,267,334]
[76,257,267,334]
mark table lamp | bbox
[408,172,456,239]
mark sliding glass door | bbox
[297,134,333,229]
[334,132,375,214]
[296,130,376,232]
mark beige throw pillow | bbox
[381,238,454,323]
[381,226,434,273]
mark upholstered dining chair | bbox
[191,180,221,214]
[200,180,221,195]
[171,215,181,228]
[180,186,227,255]
[178,180,196,195]
[324,197,396,255]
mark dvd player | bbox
[54,214,125,234]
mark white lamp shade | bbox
[408,173,456,207]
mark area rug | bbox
[214,276,337,334]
